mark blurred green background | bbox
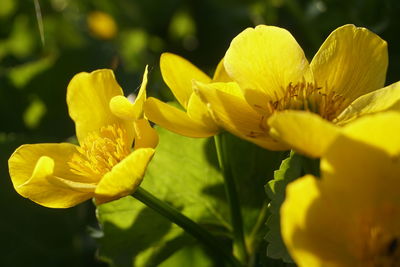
[1,0,399,266]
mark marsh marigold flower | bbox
[144,53,282,148]
[281,112,400,266]
[8,67,158,208]
[196,24,400,156]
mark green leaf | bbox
[96,127,230,267]
[265,151,303,263]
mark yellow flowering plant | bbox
[7,23,400,267]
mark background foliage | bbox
[1,0,400,265]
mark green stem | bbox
[133,187,242,267]
[214,134,248,263]
[248,202,269,253]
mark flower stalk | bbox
[133,187,242,267]
[214,133,249,263]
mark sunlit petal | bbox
[224,25,313,102]
[268,111,340,158]
[160,53,211,109]
[195,81,287,150]
[67,69,124,143]
[133,119,159,149]
[8,143,95,208]
[213,58,232,82]
[336,81,400,125]
[95,148,155,204]
[144,97,218,137]
[186,93,219,130]
[311,24,388,102]
[281,175,356,266]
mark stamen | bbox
[68,124,131,180]
[266,81,347,121]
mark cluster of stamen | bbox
[266,81,347,121]
[68,124,131,179]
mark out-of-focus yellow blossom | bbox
[281,112,400,266]
[196,24,400,155]
[87,11,117,40]
[8,67,158,208]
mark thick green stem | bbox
[133,187,242,267]
[214,134,248,263]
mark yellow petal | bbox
[281,175,356,266]
[186,93,219,130]
[311,24,388,103]
[336,81,400,125]
[268,111,340,158]
[133,119,159,149]
[109,66,149,121]
[160,53,211,109]
[340,111,400,156]
[212,58,232,82]
[95,148,155,204]
[242,88,273,115]
[67,69,124,143]
[8,143,95,208]
[144,97,218,138]
[194,81,287,150]
[109,95,136,120]
[224,25,312,102]
[320,127,400,215]
[132,65,149,119]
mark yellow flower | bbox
[281,112,400,266]
[145,53,284,149]
[143,53,222,138]
[8,68,158,208]
[87,11,117,40]
[196,24,400,155]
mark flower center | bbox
[68,124,131,180]
[355,205,400,266]
[360,226,400,266]
[267,82,347,121]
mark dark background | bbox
[0,0,398,266]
